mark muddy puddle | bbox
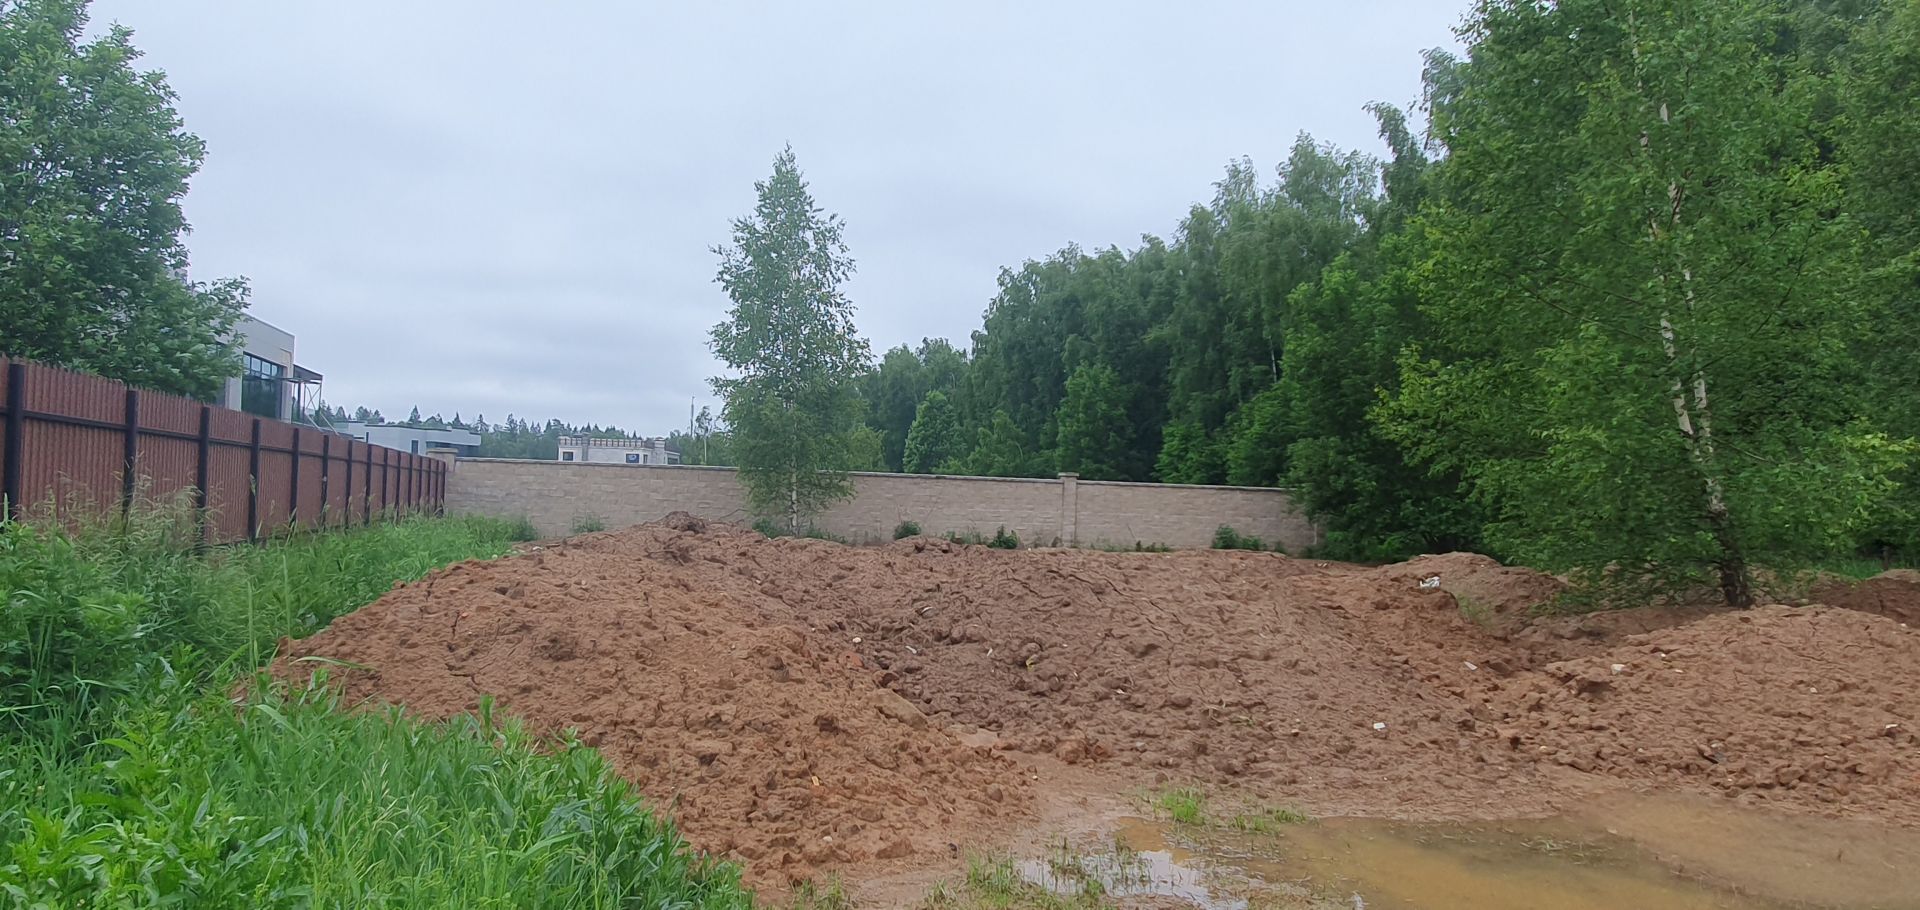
[1020,795,1920,909]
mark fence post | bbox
[342,440,354,528]
[2,362,24,521]
[195,405,211,541]
[121,389,140,519]
[247,418,262,542]
[289,427,301,528]
[319,434,331,527]
[363,445,373,525]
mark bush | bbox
[989,526,1020,550]
[570,513,607,534]
[893,520,922,540]
[504,515,541,541]
[1212,525,1266,551]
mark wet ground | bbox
[1012,794,1920,910]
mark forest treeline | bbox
[841,0,1919,594]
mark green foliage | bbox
[1229,805,1312,833]
[1054,363,1133,480]
[945,410,1049,478]
[0,687,750,908]
[1154,421,1225,485]
[570,513,606,534]
[1211,525,1266,552]
[904,390,965,474]
[893,520,922,540]
[0,0,248,398]
[1151,787,1208,826]
[1839,0,1920,557]
[861,340,969,472]
[989,526,1020,550]
[0,509,522,744]
[711,148,871,531]
[0,511,746,906]
[503,515,540,542]
[751,518,846,543]
[1381,0,1908,604]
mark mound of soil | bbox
[277,517,1920,888]
[276,525,1028,885]
[1484,606,1920,820]
[1812,569,1920,626]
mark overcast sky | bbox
[88,1,1467,433]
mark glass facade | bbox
[240,353,284,419]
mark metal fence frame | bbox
[0,357,444,541]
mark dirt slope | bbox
[275,517,1920,887]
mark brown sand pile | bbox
[1813,569,1920,626]
[277,517,1026,884]
[277,517,1920,887]
[1484,606,1920,819]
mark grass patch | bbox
[752,518,848,543]
[0,508,752,907]
[1151,787,1209,826]
[920,853,1104,910]
[570,512,608,534]
[894,520,922,540]
[1230,805,1313,833]
[1456,594,1495,630]
[1212,525,1267,552]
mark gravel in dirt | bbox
[274,517,1920,889]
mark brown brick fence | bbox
[0,357,443,541]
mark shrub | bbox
[1212,525,1266,551]
[893,520,922,540]
[570,513,607,534]
[504,515,541,541]
[989,526,1020,550]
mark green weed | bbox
[570,512,608,534]
[1152,787,1209,826]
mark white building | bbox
[339,421,482,456]
[557,435,680,465]
[219,316,322,422]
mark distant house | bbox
[557,435,680,465]
[339,421,482,456]
[219,316,323,423]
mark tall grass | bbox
[0,509,755,907]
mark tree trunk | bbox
[789,467,799,535]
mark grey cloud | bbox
[90,0,1466,431]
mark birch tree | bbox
[1382,0,1903,605]
[711,148,871,532]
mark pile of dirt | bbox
[1812,569,1920,626]
[277,516,1920,888]
[1482,606,1920,820]
[276,519,1028,885]
[596,524,1550,816]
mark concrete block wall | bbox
[444,458,1318,551]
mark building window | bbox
[625,453,641,464]
[240,354,284,418]
[562,451,575,462]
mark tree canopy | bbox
[710,148,871,530]
[0,0,248,398]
